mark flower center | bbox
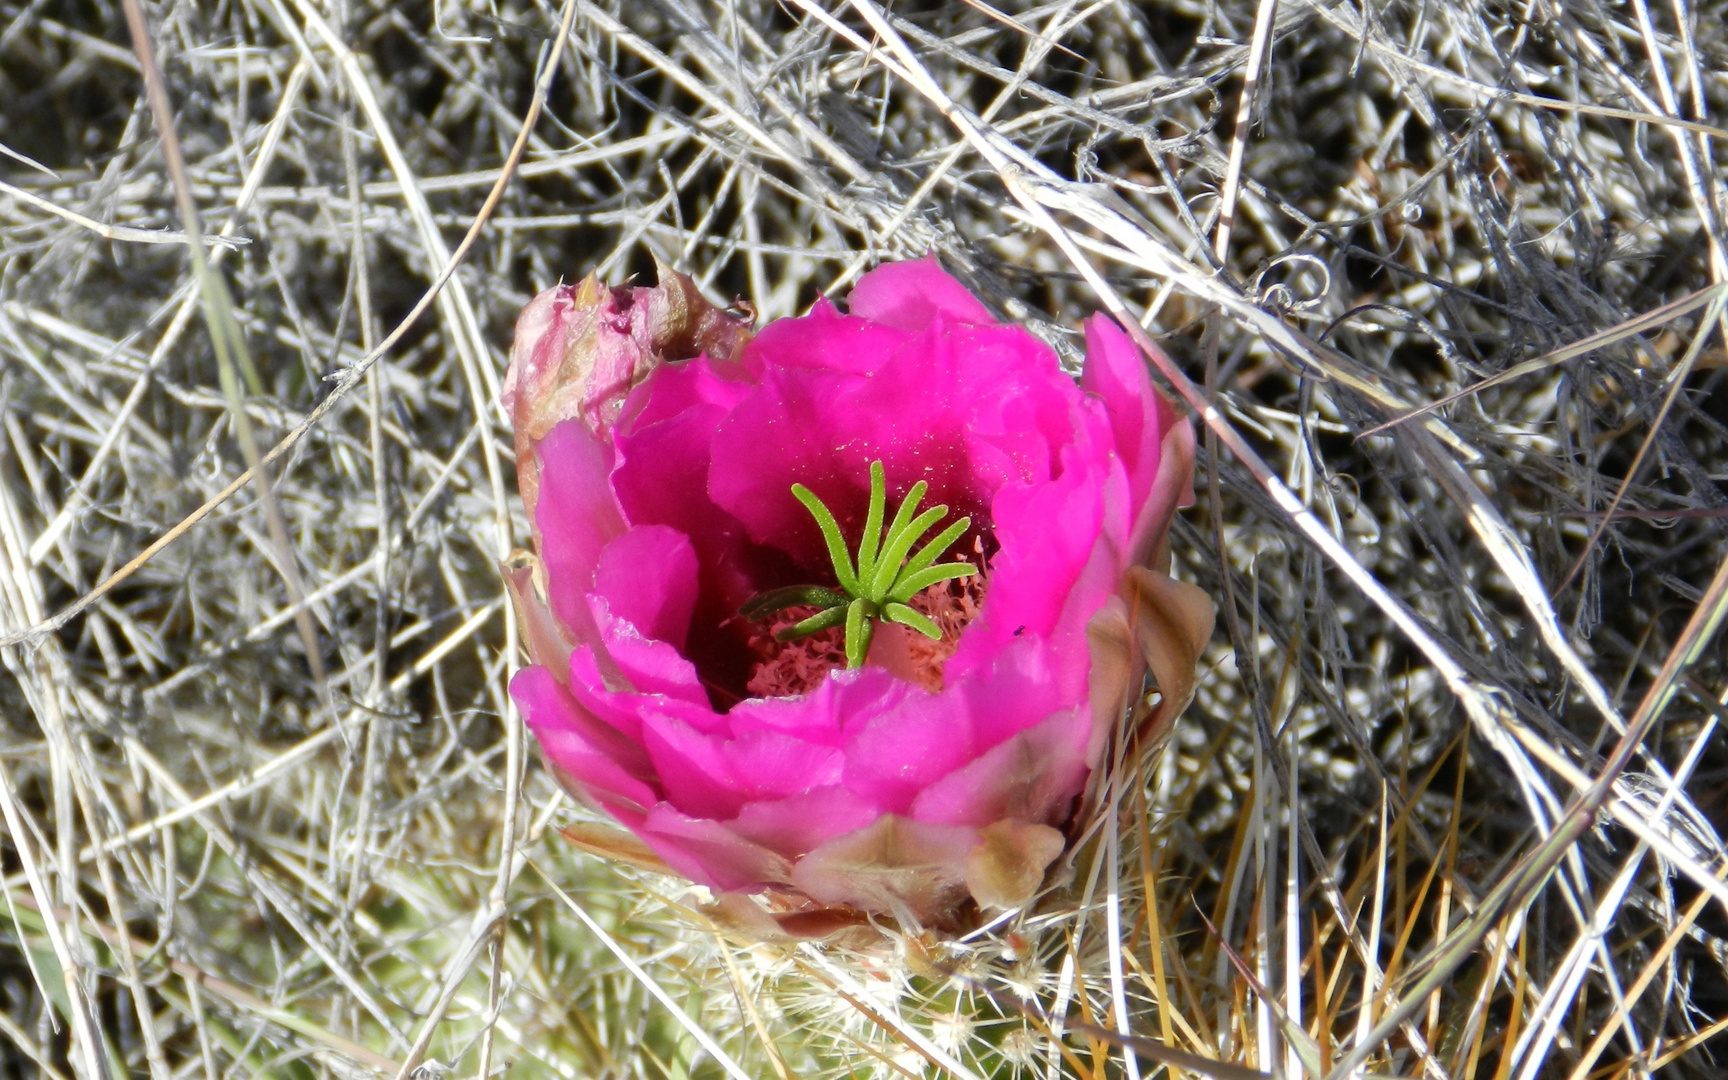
[740,460,979,670]
[745,545,988,697]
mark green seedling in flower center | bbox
[739,460,979,668]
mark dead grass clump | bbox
[1,0,1726,1078]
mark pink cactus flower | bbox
[504,256,1213,930]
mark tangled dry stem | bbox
[0,0,1726,1078]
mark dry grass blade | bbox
[1,0,1724,1078]
[0,764,107,1080]
[0,178,248,248]
[1359,283,1728,437]
[8,892,401,1073]
[1553,287,1728,594]
[116,0,328,692]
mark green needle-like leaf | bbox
[792,483,860,594]
[889,562,977,603]
[775,605,849,642]
[855,461,887,583]
[844,597,876,668]
[883,603,942,640]
[870,505,949,599]
[878,480,928,558]
[750,462,982,669]
[898,516,972,581]
[740,585,850,620]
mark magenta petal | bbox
[727,666,908,747]
[847,255,995,331]
[1131,412,1199,568]
[566,645,720,742]
[1080,315,1162,507]
[612,364,764,615]
[741,298,913,377]
[512,666,658,815]
[593,526,699,649]
[588,599,709,704]
[1081,315,1196,564]
[535,420,627,640]
[953,636,1068,751]
[707,365,980,568]
[1012,452,1135,702]
[710,320,1077,568]
[842,692,975,814]
[612,377,732,538]
[637,803,791,891]
[953,449,1109,672]
[619,354,753,433]
[721,729,845,799]
[641,713,748,819]
[969,424,1132,676]
[939,322,1082,466]
[729,787,882,859]
[909,709,1090,828]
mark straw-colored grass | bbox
[1,0,1726,1078]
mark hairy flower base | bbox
[746,559,989,698]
